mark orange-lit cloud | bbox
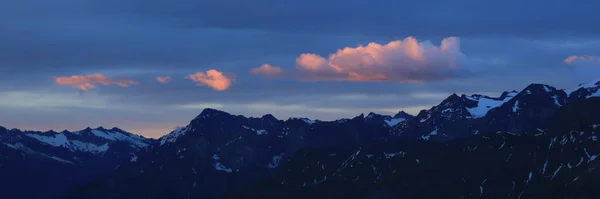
[564,55,600,65]
[156,76,172,84]
[260,37,469,82]
[250,64,284,77]
[54,74,137,91]
[563,55,600,83]
[186,69,233,91]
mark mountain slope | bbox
[59,109,402,199]
[0,127,154,199]
[391,82,596,142]
[52,80,600,199]
[223,97,600,199]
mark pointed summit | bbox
[440,93,463,104]
[261,114,278,121]
[521,83,560,95]
[194,108,232,121]
[345,113,366,122]
[393,111,414,119]
[365,112,386,119]
[110,127,124,132]
[200,108,229,116]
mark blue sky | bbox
[1,0,599,137]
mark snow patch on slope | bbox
[25,133,110,154]
[91,130,149,148]
[159,126,191,146]
[466,92,517,118]
[3,142,73,164]
[242,125,268,135]
[420,129,439,140]
[384,151,406,158]
[512,101,520,112]
[212,154,233,173]
[384,118,406,126]
[289,117,316,125]
[267,154,283,168]
[69,141,110,154]
[25,133,69,147]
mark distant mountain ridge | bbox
[0,126,154,199]
[1,80,599,199]
[56,80,600,199]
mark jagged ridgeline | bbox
[224,97,600,199]
[0,127,154,199]
[1,81,599,199]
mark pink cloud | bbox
[250,64,284,77]
[564,55,600,65]
[186,69,233,91]
[156,76,172,84]
[54,73,137,91]
[563,55,600,84]
[261,37,470,82]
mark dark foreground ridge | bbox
[224,98,600,199]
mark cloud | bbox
[185,69,233,91]
[0,90,111,110]
[54,74,137,91]
[156,76,172,84]
[250,64,284,77]
[564,55,600,65]
[261,37,470,82]
[563,55,600,84]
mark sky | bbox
[1,0,599,138]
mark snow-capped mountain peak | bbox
[1,127,153,158]
[392,111,414,119]
[287,117,316,125]
[568,79,600,100]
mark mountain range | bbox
[1,80,599,199]
[0,126,153,199]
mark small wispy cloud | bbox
[250,64,284,77]
[156,76,172,84]
[54,73,137,91]
[185,69,233,91]
[563,55,600,84]
[564,55,600,65]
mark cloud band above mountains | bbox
[252,37,472,82]
[54,74,138,91]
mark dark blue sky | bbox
[1,0,599,137]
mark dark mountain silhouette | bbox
[0,127,154,199]
[2,80,599,199]
[223,97,600,199]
